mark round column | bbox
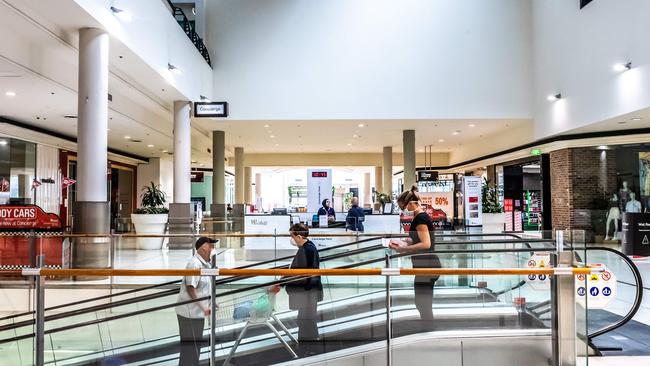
[383,147,393,195]
[403,130,416,190]
[234,147,244,204]
[173,101,191,204]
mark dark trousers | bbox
[177,315,205,366]
[412,254,440,328]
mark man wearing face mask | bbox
[175,236,218,365]
[283,223,323,356]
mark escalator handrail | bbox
[0,236,383,323]
[0,235,549,325]
[578,246,644,340]
[0,242,553,343]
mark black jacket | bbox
[284,240,323,291]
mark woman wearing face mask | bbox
[389,184,441,328]
[283,223,323,355]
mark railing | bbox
[165,0,212,67]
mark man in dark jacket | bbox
[346,197,365,232]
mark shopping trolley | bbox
[220,286,298,365]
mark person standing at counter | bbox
[389,184,441,329]
[317,199,336,224]
[346,197,365,232]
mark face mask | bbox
[290,237,299,247]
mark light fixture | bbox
[358,123,365,128]
[0,140,7,146]
[147,144,154,148]
[191,160,197,164]
[613,62,632,72]
[264,124,270,128]
[274,143,279,147]
[162,149,168,153]
[5,91,16,97]
[547,93,562,102]
[631,117,642,121]
[468,123,476,128]
[110,6,133,22]
[597,145,609,150]
[347,143,352,146]
[452,130,460,135]
[199,95,210,101]
[270,135,275,138]
[438,139,444,143]
[167,63,182,75]
[124,135,131,139]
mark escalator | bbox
[0,234,643,365]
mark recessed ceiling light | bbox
[147,144,154,148]
[275,143,279,147]
[452,130,460,135]
[5,91,16,97]
[358,123,365,128]
[438,139,445,143]
[347,143,352,146]
[264,124,270,128]
[468,123,476,128]
[162,149,168,153]
[270,135,275,138]
[418,148,424,152]
[631,117,642,121]
[0,140,8,146]
[191,160,197,164]
[124,135,131,139]
[597,145,609,150]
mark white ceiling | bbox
[193,118,532,154]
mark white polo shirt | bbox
[175,253,212,319]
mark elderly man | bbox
[346,197,365,232]
[176,236,218,365]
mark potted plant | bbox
[376,192,392,213]
[481,178,505,233]
[131,182,169,250]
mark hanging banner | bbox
[0,205,62,230]
[307,169,332,213]
[463,176,482,226]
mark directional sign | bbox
[576,263,617,309]
[526,253,551,290]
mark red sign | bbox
[311,171,328,178]
[504,199,513,212]
[0,205,62,230]
[468,196,478,203]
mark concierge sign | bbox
[0,205,62,230]
[194,102,228,118]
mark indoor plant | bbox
[376,192,392,213]
[481,178,505,233]
[131,182,169,250]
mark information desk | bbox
[243,214,400,260]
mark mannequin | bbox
[625,192,642,213]
[619,181,631,211]
[604,193,620,241]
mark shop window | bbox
[0,138,36,205]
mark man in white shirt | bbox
[176,236,217,365]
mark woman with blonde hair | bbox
[389,184,441,326]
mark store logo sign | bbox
[194,102,228,118]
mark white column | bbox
[363,172,371,207]
[235,147,244,204]
[255,173,262,198]
[374,166,383,194]
[244,166,252,204]
[173,101,191,203]
[77,28,108,202]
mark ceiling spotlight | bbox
[274,143,279,147]
[5,91,16,97]
[547,93,562,102]
[347,143,352,146]
[613,62,632,72]
[110,6,133,22]
[161,149,168,153]
[358,123,365,128]
[270,135,275,138]
[597,145,609,150]
[438,139,445,143]
[167,63,182,75]
[468,123,476,128]
[124,135,131,139]
[147,144,154,148]
[264,124,270,128]
[452,130,460,135]
[631,117,642,121]
[191,160,197,164]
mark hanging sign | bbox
[194,102,228,118]
[417,170,438,182]
[526,252,551,290]
[575,263,617,309]
[0,205,62,229]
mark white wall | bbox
[72,0,213,101]
[533,0,650,139]
[136,157,174,207]
[206,0,533,120]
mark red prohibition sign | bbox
[577,274,586,281]
[528,260,536,267]
[601,271,612,281]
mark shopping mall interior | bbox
[0,0,649,365]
